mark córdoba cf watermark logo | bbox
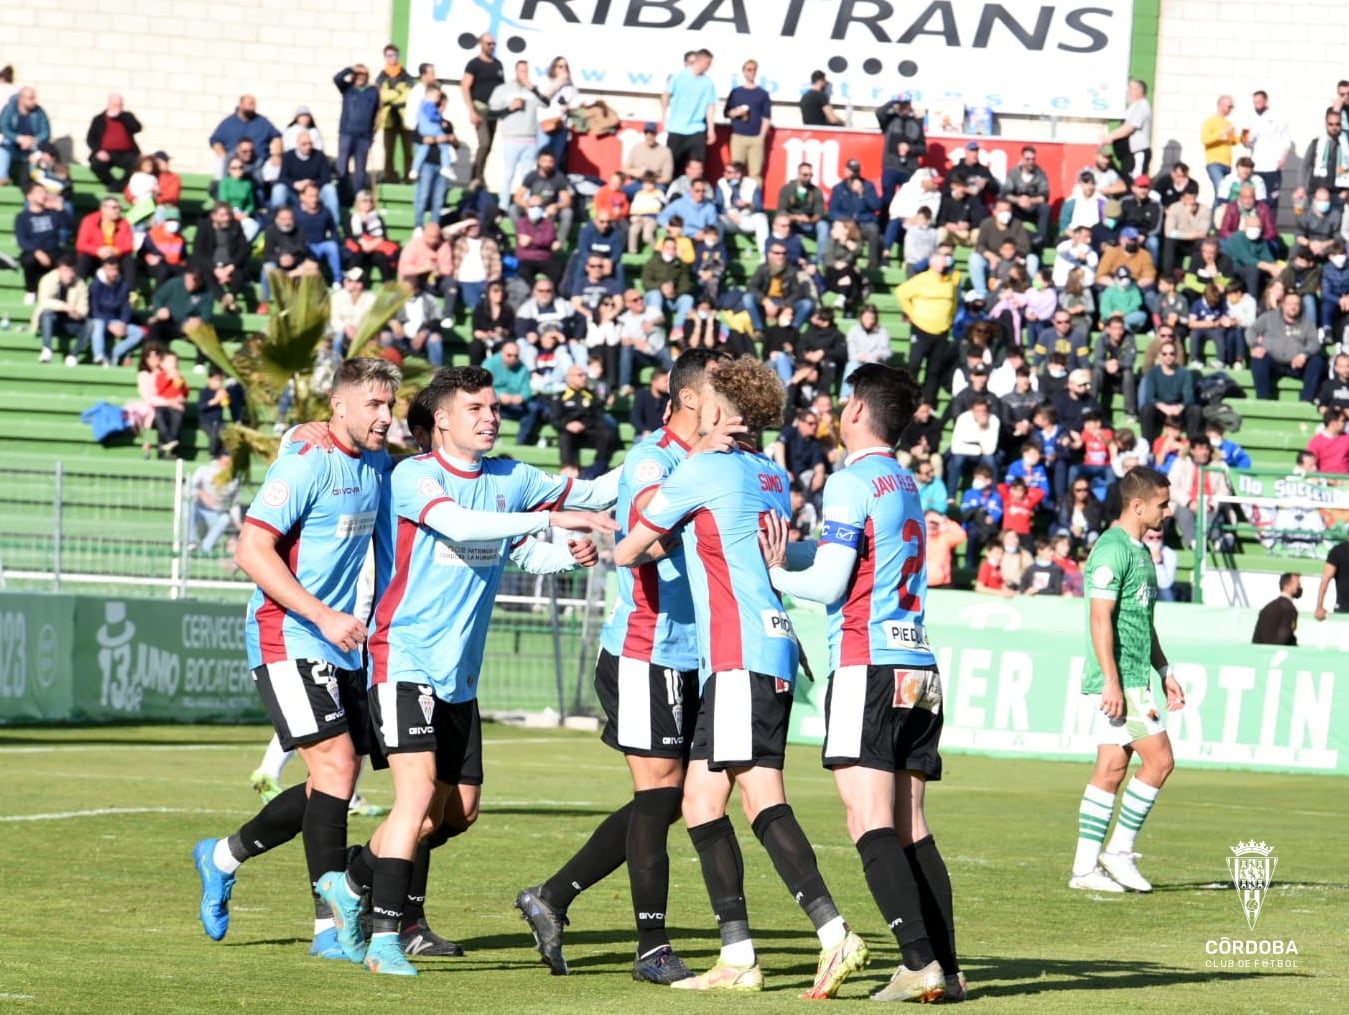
[1228,840,1277,931]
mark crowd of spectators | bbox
[4,54,1348,566]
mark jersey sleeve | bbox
[818,471,867,550]
[244,449,325,537]
[390,457,452,524]
[1085,536,1128,601]
[510,462,575,513]
[639,455,710,535]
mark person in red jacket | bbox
[76,195,136,285]
[153,151,183,208]
[997,476,1046,542]
[140,207,188,288]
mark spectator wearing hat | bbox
[828,158,882,266]
[800,70,842,127]
[329,267,377,356]
[1100,265,1148,334]
[283,105,324,152]
[86,94,143,192]
[934,175,985,250]
[949,141,998,201]
[1086,145,1127,197]
[1091,314,1139,421]
[0,86,51,189]
[1096,225,1157,308]
[334,64,380,195]
[140,206,188,288]
[877,92,927,217]
[622,123,674,191]
[208,95,279,180]
[723,58,772,181]
[1119,173,1163,264]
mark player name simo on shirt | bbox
[1082,525,1158,694]
[244,441,392,670]
[640,448,798,684]
[599,427,698,671]
[367,451,576,704]
[821,449,936,673]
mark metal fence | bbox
[0,463,609,718]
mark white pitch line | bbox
[0,737,574,755]
[0,807,230,823]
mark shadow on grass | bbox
[954,955,1311,998]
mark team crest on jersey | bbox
[324,676,341,708]
[635,458,663,484]
[1136,583,1151,606]
[1092,566,1114,589]
[261,479,290,508]
[419,477,443,498]
[496,494,508,512]
[417,685,435,725]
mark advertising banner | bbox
[787,591,1349,775]
[571,120,1098,210]
[68,598,266,724]
[409,0,1135,118]
[0,595,76,723]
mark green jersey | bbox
[1082,526,1158,693]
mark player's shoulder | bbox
[624,431,685,483]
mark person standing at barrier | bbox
[191,358,400,958]
[1314,533,1349,620]
[661,49,718,177]
[615,357,869,999]
[515,349,734,983]
[1068,466,1185,895]
[760,363,963,1004]
[1253,573,1302,645]
[314,367,619,976]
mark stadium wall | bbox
[1150,0,1348,206]
[0,0,394,177]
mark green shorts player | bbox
[1069,467,1186,894]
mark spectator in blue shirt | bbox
[658,179,720,232]
[828,159,883,267]
[1005,441,1054,507]
[334,65,380,195]
[914,456,950,515]
[293,182,342,283]
[1206,422,1252,470]
[660,49,718,175]
[14,182,68,300]
[722,58,772,182]
[208,95,280,179]
[0,87,52,190]
[960,464,1005,568]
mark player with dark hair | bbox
[615,357,868,998]
[516,349,738,983]
[760,363,962,1003]
[315,366,619,975]
[192,358,401,958]
[1069,466,1185,893]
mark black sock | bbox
[345,843,377,895]
[628,786,682,955]
[230,784,307,861]
[301,789,349,890]
[540,801,632,912]
[905,835,958,975]
[751,803,839,931]
[370,857,414,935]
[403,841,432,928]
[687,816,750,946]
[858,827,934,969]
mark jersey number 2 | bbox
[897,519,925,613]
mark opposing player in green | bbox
[1069,466,1186,893]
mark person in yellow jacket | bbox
[896,243,961,403]
[1200,95,1238,203]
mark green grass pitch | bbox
[0,723,1343,1013]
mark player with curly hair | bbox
[615,356,868,998]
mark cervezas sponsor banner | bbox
[410,0,1134,117]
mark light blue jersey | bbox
[665,67,718,135]
[244,442,391,669]
[368,452,578,702]
[819,449,935,672]
[641,448,797,686]
[599,428,698,670]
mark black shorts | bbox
[252,659,373,755]
[822,665,944,780]
[688,670,794,771]
[595,649,700,760]
[369,682,484,786]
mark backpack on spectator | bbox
[1201,401,1243,433]
[1197,370,1245,405]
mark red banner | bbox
[571,122,1097,215]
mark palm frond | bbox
[347,280,411,358]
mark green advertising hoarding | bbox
[0,593,266,725]
[787,592,1348,776]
